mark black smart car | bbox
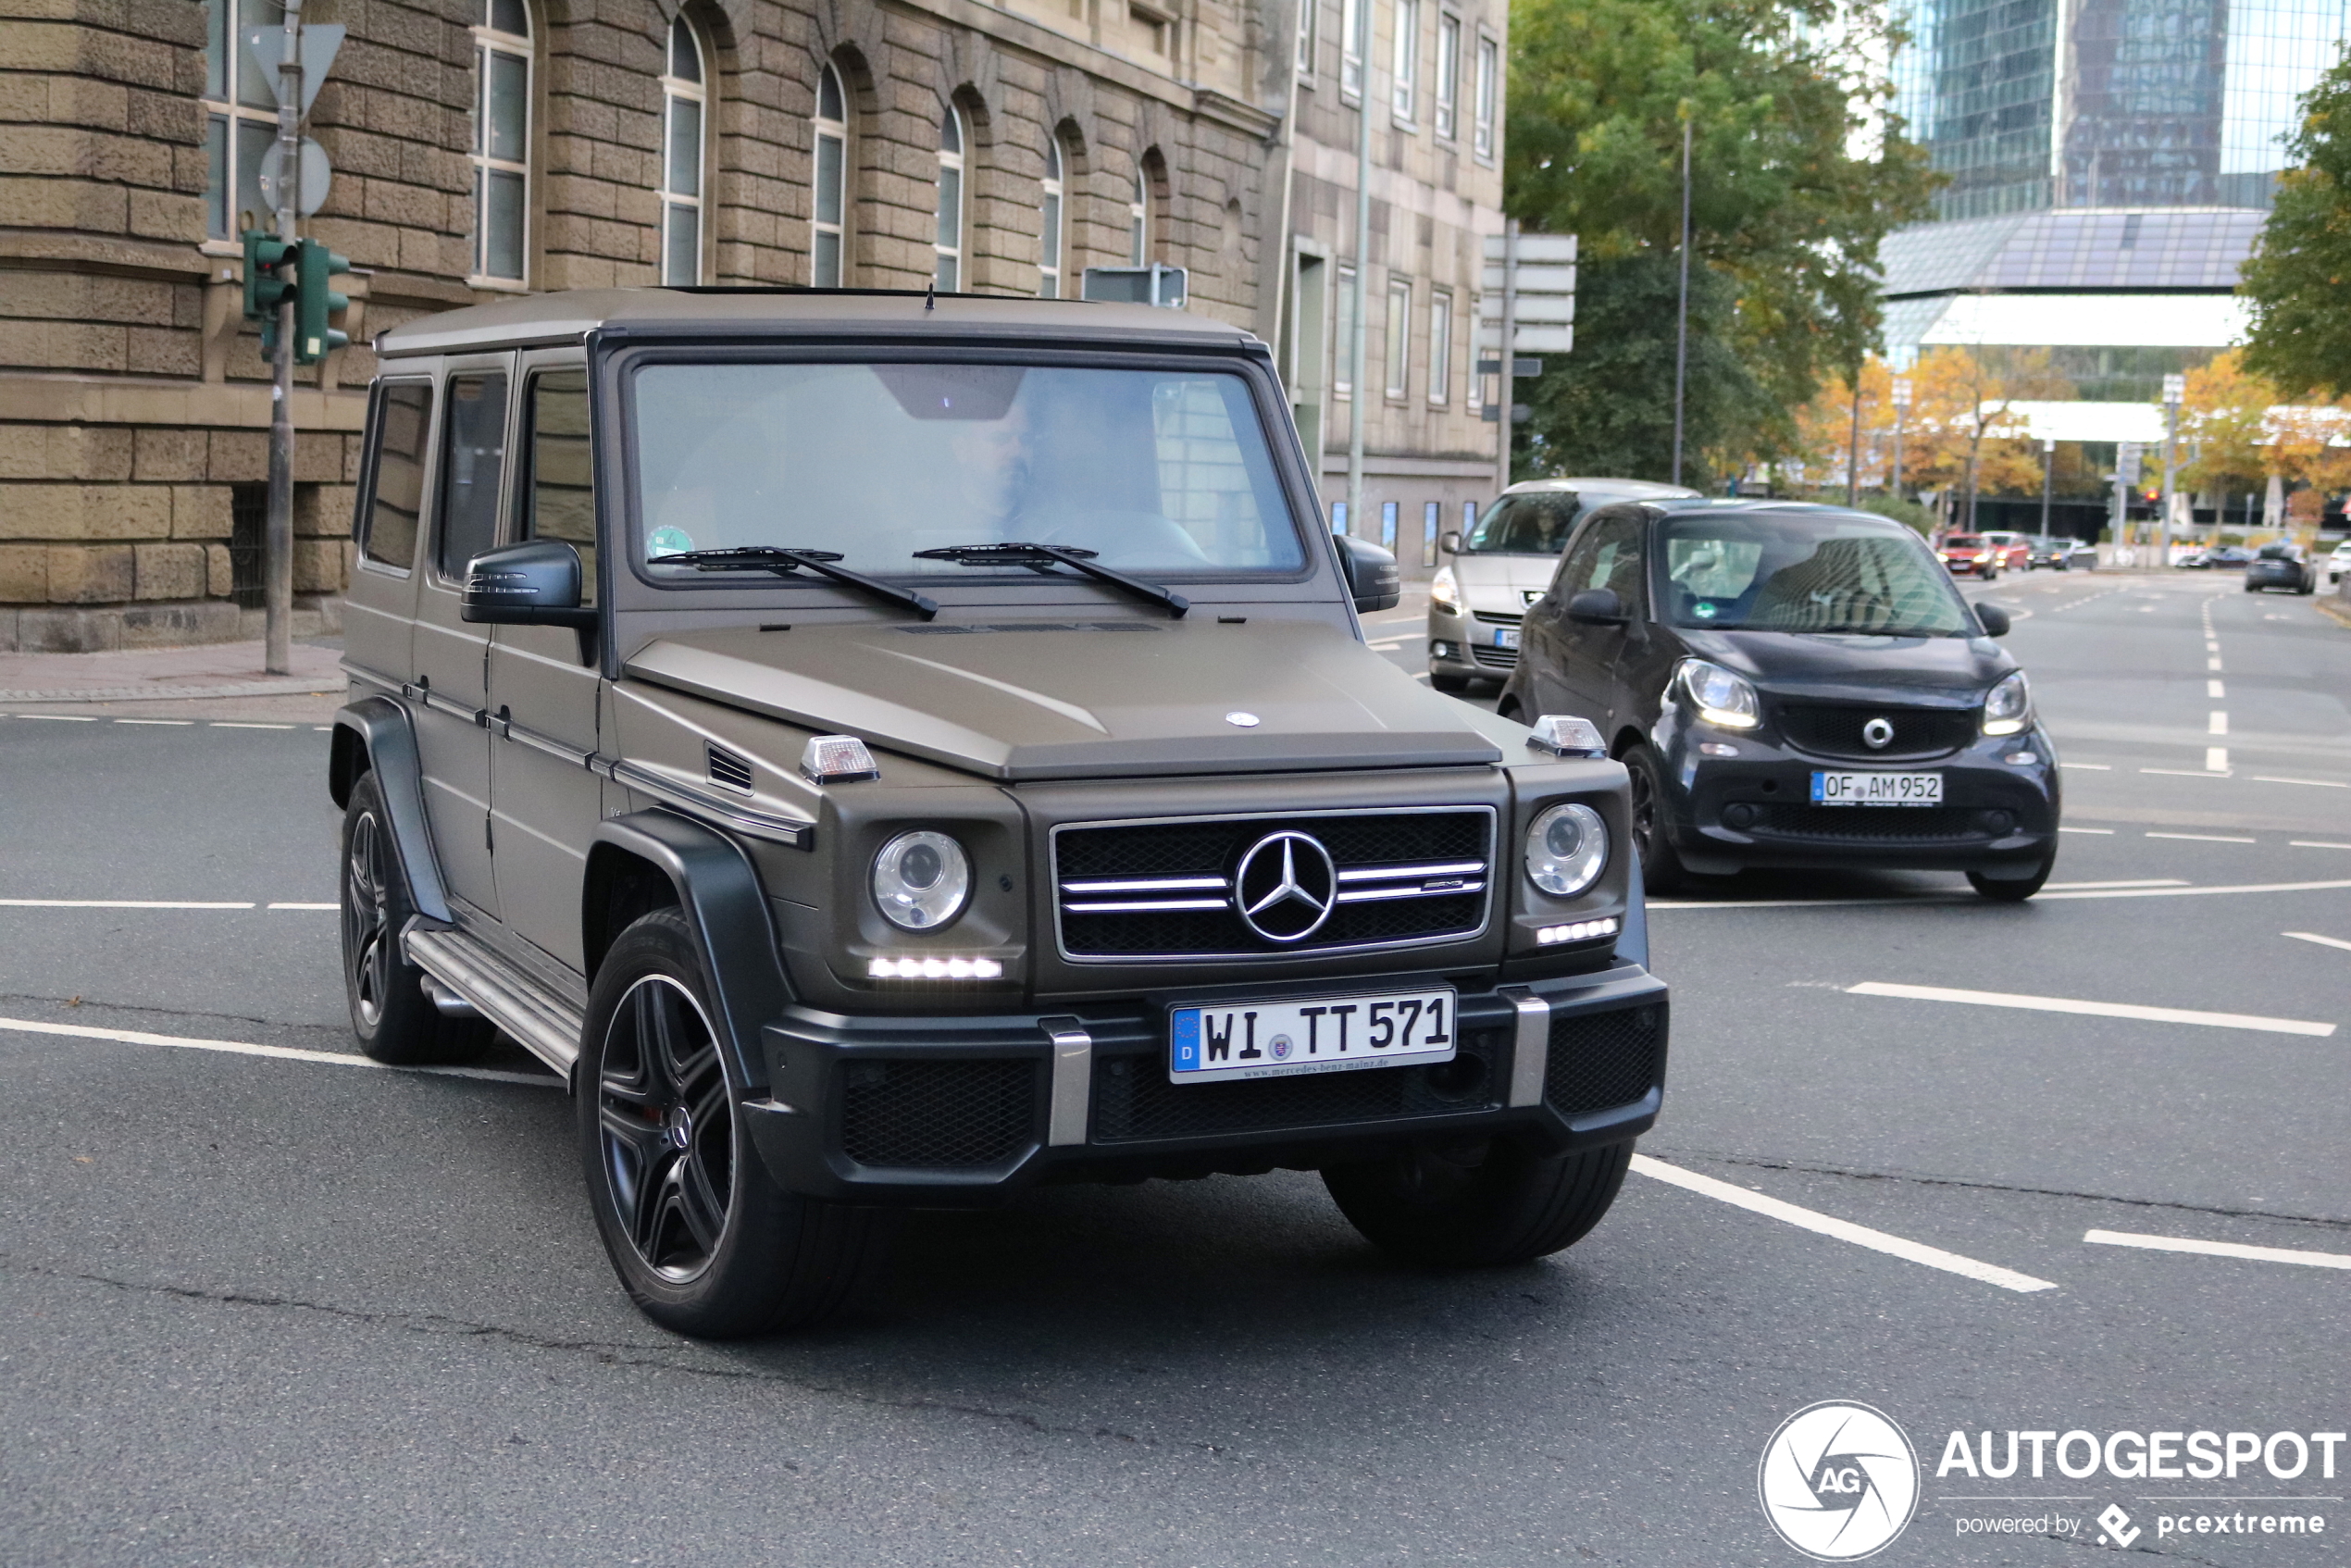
[1497,499,2059,900]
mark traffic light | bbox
[294,238,351,365]
[241,230,293,356]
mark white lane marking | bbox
[2208,679,2226,698]
[0,1014,556,1087]
[2208,657,2224,671]
[12,714,98,722]
[313,725,333,731]
[1630,1155,2058,1294]
[211,721,296,730]
[0,898,256,910]
[2292,840,2351,851]
[2045,879,2188,890]
[2254,775,2350,789]
[1847,981,2334,1038]
[2038,877,2351,901]
[2059,763,2111,771]
[2058,825,2116,834]
[2146,831,2256,843]
[1647,896,1972,911]
[2084,1228,2351,1272]
[2142,766,2228,778]
[1365,636,1413,649]
[2284,931,2351,953]
[266,902,338,910]
[2209,711,2229,735]
[115,718,194,727]
[2207,747,2231,771]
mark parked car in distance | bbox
[1979,531,2034,573]
[1498,499,2059,902]
[2200,545,2257,569]
[1427,477,1700,692]
[2027,535,2096,570]
[330,288,1670,1339]
[2326,541,2351,587]
[2245,542,2318,594]
[1937,534,2004,579]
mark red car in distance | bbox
[1937,533,2008,578]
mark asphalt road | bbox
[2,570,2346,1566]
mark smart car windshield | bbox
[1655,512,1975,636]
[628,361,1304,579]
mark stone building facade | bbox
[1,0,1500,650]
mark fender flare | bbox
[591,811,791,1094]
[330,697,453,925]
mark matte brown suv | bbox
[329,289,1667,1337]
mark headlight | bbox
[1677,658,1761,729]
[1983,671,2033,737]
[871,830,970,930]
[1524,803,1609,898]
[1429,566,1462,615]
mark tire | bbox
[340,770,489,1065]
[1968,852,2055,902]
[1324,1136,1635,1267]
[1621,744,1691,894]
[579,908,898,1338]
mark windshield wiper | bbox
[910,542,1189,619]
[653,547,937,620]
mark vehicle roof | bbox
[1501,476,1702,499]
[376,287,1259,358]
[1639,498,1911,528]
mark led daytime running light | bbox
[1536,917,1618,946]
[867,955,1004,979]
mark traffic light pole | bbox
[264,0,305,675]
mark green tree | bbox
[2242,57,2351,400]
[1505,0,1935,475]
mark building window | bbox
[659,18,705,286]
[812,63,847,286]
[471,0,532,284]
[935,106,965,292]
[1422,500,1440,566]
[1385,277,1411,398]
[1296,0,1316,77]
[1128,168,1149,264]
[1380,500,1399,551]
[1434,12,1460,139]
[200,0,282,241]
[1333,262,1356,396]
[1039,137,1066,297]
[1427,288,1451,404]
[1391,0,1419,123]
[1473,33,1497,161]
[1339,0,1364,100]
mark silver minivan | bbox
[1427,478,1699,691]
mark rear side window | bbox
[1556,512,1644,608]
[437,371,509,579]
[522,368,596,604]
[358,380,433,570]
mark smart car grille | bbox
[1752,805,1985,842]
[1090,1027,1507,1142]
[1776,704,1977,762]
[1544,1004,1664,1115]
[839,1058,1038,1169]
[1052,808,1495,961]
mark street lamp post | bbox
[1889,376,1911,506]
[2159,371,2185,568]
[2039,437,2055,539]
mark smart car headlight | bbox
[1677,658,1761,730]
[871,830,971,930]
[1983,670,2033,737]
[1525,803,1609,899]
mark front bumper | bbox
[741,962,1669,1203]
[1427,601,1522,678]
[1653,715,2060,876]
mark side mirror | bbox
[461,540,595,627]
[1975,602,2011,638]
[1336,533,1401,613]
[1566,588,1627,625]
[1439,529,1463,555]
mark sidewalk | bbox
[0,639,346,723]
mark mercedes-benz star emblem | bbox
[1233,830,1337,943]
[1860,716,1896,751]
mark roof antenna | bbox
[925,281,936,312]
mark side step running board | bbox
[404,920,585,1076]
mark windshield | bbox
[1944,535,1984,548]
[1656,513,1975,636]
[1462,493,1591,554]
[628,361,1302,580]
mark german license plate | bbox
[1810,770,1944,806]
[1169,988,1458,1084]
[1492,626,1521,649]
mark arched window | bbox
[812,63,847,286]
[659,18,706,285]
[1127,168,1148,266]
[935,106,965,292]
[1039,136,1065,298]
[471,0,532,284]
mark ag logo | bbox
[1758,1401,1920,1561]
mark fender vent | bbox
[705,743,754,793]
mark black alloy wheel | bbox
[595,971,735,1285]
[1621,745,1690,894]
[339,770,484,1064]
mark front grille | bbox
[1091,1027,1507,1142]
[1752,805,1985,842]
[1053,808,1495,960]
[1544,1005,1664,1115]
[840,1058,1038,1169]
[1470,643,1520,669]
[1777,704,1977,762]
[1472,611,1524,626]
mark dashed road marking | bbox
[2207,746,2231,771]
[2283,931,2351,953]
[2058,826,2116,834]
[2045,879,2187,890]
[0,898,255,910]
[2084,1229,2351,1273]
[2254,776,2349,789]
[2209,712,2229,735]
[2146,831,2256,844]
[115,718,194,727]
[2291,840,2351,851]
[2208,679,2226,698]
[0,1014,555,1087]
[2059,763,2111,771]
[2143,766,2228,778]
[1848,981,2335,1037]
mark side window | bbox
[1554,512,1642,606]
[522,368,596,604]
[437,370,509,579]
[359,380,434,570]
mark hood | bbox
[1449,554,1558,614]
[1675,628,2012,707]
[624,619,1507,781]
